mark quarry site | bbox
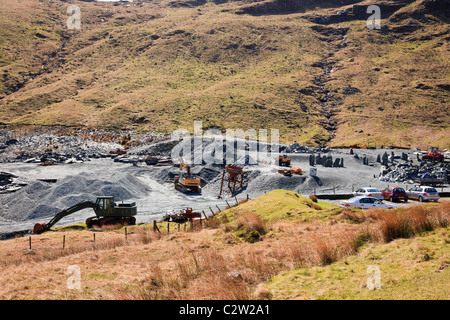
[0,128,448,239]
[0,0,448,303]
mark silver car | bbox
[406,186,440,202]
[353,188,383,200]
[340,196,397,210]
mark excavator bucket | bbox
[33,222,48,234]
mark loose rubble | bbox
[0,172,27,194]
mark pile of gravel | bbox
[0,171,152,222]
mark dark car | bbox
[382,186,408,202]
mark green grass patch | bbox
[264,228,450,300]
[220,190,339,224]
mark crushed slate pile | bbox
[0,128,166,164]
[0,172,26,194]
[377,151,449,184]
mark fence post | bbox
[29,236,31,251]
[202,210,208,220]
[235,197,239,205]
[225,200,231,208]
[93,233,96,250]
[63,235,66,250]
[216,205,222,213]
[209,207,216,216]
[125,228,128,242]
[167,222,170,234]
[153,221,161,233]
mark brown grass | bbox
[234,212,267,235]
[340,203,450,242]
[0,202,448,299]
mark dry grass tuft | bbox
[235,212,266,235]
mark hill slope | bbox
[0,0,448,148]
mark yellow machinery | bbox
[174,162,202,193]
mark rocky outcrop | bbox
[237,0,363,15]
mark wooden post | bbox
[235,197,239,205]
[153,221,161,233]
[225,200,231,208]
[29,236,31,251]
[202,210,208,220]
[216,205,222,213]
[125,228,128,242]
[200,217,202,228]
[178,223,181,232]
[209,207,215,217]
[63,235,66,250]
[247,194,249,201]
[167,222,170,234]
[93,233,96,249]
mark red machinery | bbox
[422,147,444,162]
[163,207,202,223]
[110,149,127,155]
[219,165,245,198]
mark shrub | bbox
[234,212,266,242]
[235,212,266,234]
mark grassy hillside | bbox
[0,190,448,300]
[265,228,450,299]
[0,0,448,148]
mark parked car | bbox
[381,186,408,202]
[353,188,383,200]
[340,196,397,210]
[406,186,440,202]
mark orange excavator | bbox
[174,162,202,193]
[277,155,291,167]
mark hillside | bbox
[0,0,448,148]
[0,190,448,300]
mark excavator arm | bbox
[33,201,95,234]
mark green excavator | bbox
[33,196,137,234]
